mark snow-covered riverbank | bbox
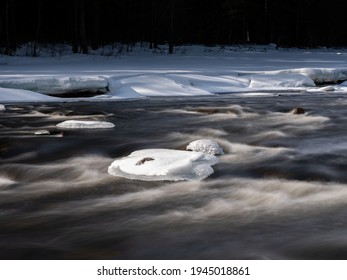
[1,44,347,103]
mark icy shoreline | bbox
[1,45,347,103]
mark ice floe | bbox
[34,130,50,135]
[186,139,224,155]
[56,120,115,129]
[0,76,108,95]
[248,73,315,88]
[108,149,219,181]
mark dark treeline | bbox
[1,0,347,55]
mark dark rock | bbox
[290,107,305,114]
[136,157,154,166]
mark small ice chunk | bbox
[320,85,335,92]
[186,139,224,155]
[0,104,5,110]
[56,120,115,129]
[34,130,50,135]
[108,148,219,181]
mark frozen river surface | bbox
[2,94,347,259]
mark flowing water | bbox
[2,94,347,259]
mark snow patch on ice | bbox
[56,120,115,129]
[108,149,219,181]
[186,139,224,155]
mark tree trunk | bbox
[5,0,16,55]
[91,1,99,50]
[169,0,174,54]
[72,0,88,54]
[149,0,158,49]
[72,0,79,53]
[33,0,42,57]
[295,0,300,46]
[79,0,88,54]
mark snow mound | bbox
[186,139,224,155]
[108,75,211,97]
[56,120,115,129]
[0,87,59,102]
[108,149,219,181]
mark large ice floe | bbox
[0,76,108,95]
[56,120,115,129]
[108,149,219,181]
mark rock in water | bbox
[289,107,305,115]
[108,149,219,181]
[186,139,224,155]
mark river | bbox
[1,94,347,259]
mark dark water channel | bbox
[2,94,347,259]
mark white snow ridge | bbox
[186,139,224,155]
[56,120,115,129]
[108,149,219,181]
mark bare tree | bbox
[73,0,88,54]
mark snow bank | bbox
[56,120,115,129]
[0,87,59,102]
[2,46,347,101]
[108,149,219,181]
[186,139,224,155]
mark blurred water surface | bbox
[1,94,347,259]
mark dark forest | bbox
[1,0,347,55]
